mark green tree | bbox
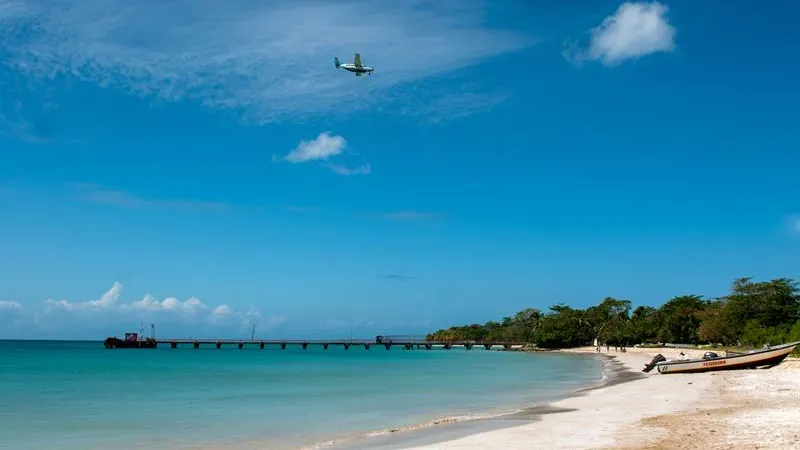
[696,300,738,345]
[425,277,799,351]
[739,320,789,347]
[724,277,799,330]
[511,308,543,342]
[533,304,593,348]
[657,295,707,344]
[584,297,632,345]
[629,306,660,344]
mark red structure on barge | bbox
[104,323,157,348]
[104,332,157,348]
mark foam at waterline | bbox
[298,410,528,450]
[301,353,616,450]
[579,353,647,393]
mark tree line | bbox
[425,277,800,350]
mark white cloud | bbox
[63,182,229,212]
[284,132,347,163]
[564,1,676,66]
[42,282,263,327]
[182,297,206,313]
[0,282,288,339]
[324,163,372,176]
[279,132,371,176]
[0,0,532,124]
[396,85,512,125]
[211,304,267,320]
[0,300,22,310]
[45,281,123,310]
[131,294,207,313]
[212,305,233,317]
[262,315,288,328]
[208,304,284,330]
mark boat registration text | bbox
[702,360,726,367]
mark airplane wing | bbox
[354,53,362,67]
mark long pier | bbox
[104,337,525,351]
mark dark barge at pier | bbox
[104,332,157,349]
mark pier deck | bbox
[104,337,525,350]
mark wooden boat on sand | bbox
[642,341,799,374]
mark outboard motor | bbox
[642,353,667,372]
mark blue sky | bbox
[1,0,799,340]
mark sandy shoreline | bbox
[308,352,611,450]
[399,347,800,450]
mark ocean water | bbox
[0,340,604,450]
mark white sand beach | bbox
[403,347,800,450]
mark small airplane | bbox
[334,53,374,76]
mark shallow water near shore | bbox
[0,340,604,450]
[329,355,637,450]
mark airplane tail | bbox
[334,57,340,68]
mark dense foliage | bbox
[426,277,800,351]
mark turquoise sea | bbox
[0,341,604,450]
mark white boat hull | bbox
[656,341,799,374]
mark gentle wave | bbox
[300,353,618,450]
[298,411,520,450]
